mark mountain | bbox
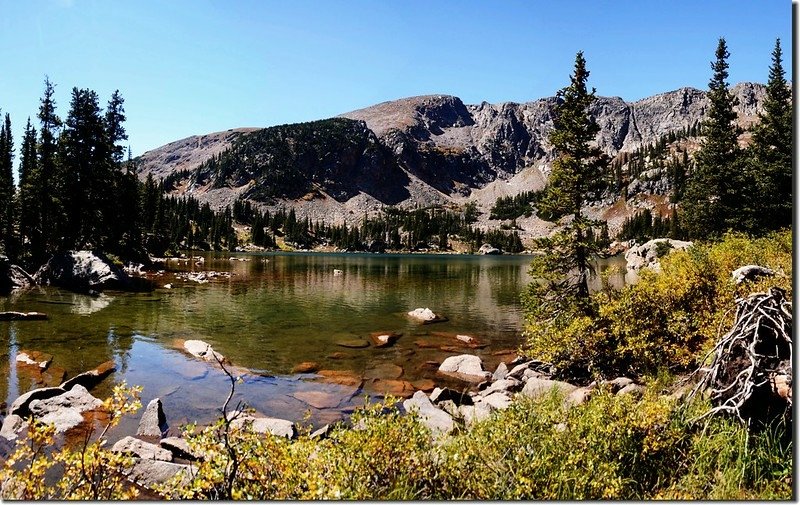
[135,83,766,235]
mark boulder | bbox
[732,265,776,284]
[617,383,646,397]
[565,387,594,407]
[480,378,522,396]
[407,308,448,324]
[112,436,173,461]
[606,377,634,393]
[402,391,455,436]
[458,402,493,427]
[27,385,103,433]
[410,379,436,392]
[310,424,332,440]
[519,378,578,400]
[160,437,200,461]
[0,414,27,440]
[9,386,66,418]
[624,238,693,272]
[34,250,133,293]
[229,412,296,439]
[0,255,34,295]
[60,360,116,391]
[137,398,169,438]
[438,354,491,382]
[368,331,402,348]
[478,243,501,255]
[183,340,225,363]
[429,387,473,406]
[127,459,194,488]
[491,362,508,381]
[481,392,512,410]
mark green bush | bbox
[523,230,792,379]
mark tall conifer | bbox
[682,38,742,238]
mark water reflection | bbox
[0,252,628,435]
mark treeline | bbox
[489,190,543,220]
[0,79,240,269]
[227,200,523,253]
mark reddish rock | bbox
[411,379,436,392]
[366,379,415,398]
[315,370,363,388]
[368,331,402,348]
[364,363,404,380]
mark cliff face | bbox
[135,83,766,228]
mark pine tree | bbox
[682,38,743,239]
[18,118,41,265]
[748,38,792,230]
[533,51,607,304]
[0,113,15,258]
[37,77,63,259]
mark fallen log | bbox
[0,311,48,321]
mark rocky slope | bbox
[135,83,766,235]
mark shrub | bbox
[523,230,792,379]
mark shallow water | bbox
[0,251,627,438]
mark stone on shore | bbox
[732,264,776,284]
[402,391,455,436]
[0,255,34,295]
[27,385,103,433]
[127,459,195,488]
[112,436,173,461]
[229,412,296,439]
[519,377,578,400]
[478,243,501,255]
[160,437,201,461]
[624,238,693,273]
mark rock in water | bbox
[34,250,133,293]
[183,340,225,363]
[0,312,47,321]
[60,360,117,391]
[438,354,491,382]
[137,398,169,438]
[407,308,448,324]
[368,331,401,348]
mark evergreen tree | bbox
[37,77,63,259]
[682,38,742,239]
[748,38,792,230]
[533,51,607,306]
[0,113,15,257]
[18,118,41,265]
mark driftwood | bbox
[688,287,792,428]
[0,311,48,321]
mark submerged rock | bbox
[16,350,53,370]
[291,361,321,374]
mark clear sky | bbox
[0,0,792,161]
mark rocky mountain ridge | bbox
[135,82,766,236]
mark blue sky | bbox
[0,0,792,160]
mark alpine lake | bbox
[0,251,629,442]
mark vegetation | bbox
[523,230,792,380]
[3,384,790,500]
[489,189,543,220]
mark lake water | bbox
[0,252,627,439]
